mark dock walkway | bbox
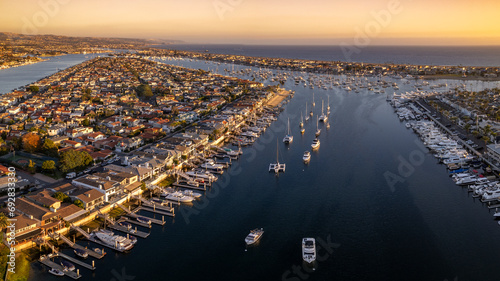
[56,234,105,259]
[57,252,96,271]
[39,255,82,279]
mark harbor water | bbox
[0,54,496,280]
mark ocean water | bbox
[0,53,102,94]
[162,44,500,67]
[26,58,500,281]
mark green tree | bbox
[28,85,39,92]
[42,160,56,172]
[82,118,90,126]
[73,199,84,209]
[0,213,8,231]
[28,160,36,174]
[52,191,70,202]
[42,138,58,157]
[59,150,93,172]
[136,84,153,97]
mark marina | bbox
[11,50,500,281]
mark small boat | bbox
[303,151,311,162]
[74,248,88,258]
[60,260,75,271]
[93,248,104,255]
[48,268,65,276]
[245,228,264,245]
[136,216,151,225]
[129,235,138,245]
[302,238,316,264]
[311,138,320,150]
[118,221,132,230]
[326,122,330,129]
[300,128,305,134]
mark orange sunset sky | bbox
[1,0,499,45]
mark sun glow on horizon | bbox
[1,0,499,45]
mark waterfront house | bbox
[72,175,121,202]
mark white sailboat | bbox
[283,118,293,144]
[312,92,315,107]
[319,100,328,122]
[269,139,285,173]
[327,95,330,112]
[300,112,304,128]
[315,116,321,137]
[304,102,310,121]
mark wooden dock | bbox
[130,207,166,225]
[57,252,96,271]
[121,217,153,228]
[39,255,82,279]
[172,182,207,191]
[57,234,105,259]
[107,221,150,238]
[138,206,175,217]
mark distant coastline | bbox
[158,44,500,68]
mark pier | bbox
[55,233,105,259]
[108,220,150,238]
[130,206,166,225]
[57,252,96,271]
[138,206,175,217]
[172,182,207,191]
[39,255,82,279]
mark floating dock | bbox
[129,206,166,225]
[121,217,152,228]
[57,252,96,271]
[138,206,175,217]
[107,221,150,238]
[39,255,82,279]
[172,182,207,191]
[56,234,105,259]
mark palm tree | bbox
[0,213,8,231]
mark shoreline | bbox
[265,90,292,107]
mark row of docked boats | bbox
[401,106,500,222]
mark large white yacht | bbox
[166,191,195,203]
[93,230,134,251]
[302,238,316,264]
[245,228,264,245]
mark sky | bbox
[1,0,499,45]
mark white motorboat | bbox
[182,189,202,198]
[93,230,134,251]
[302,238,316,264]
[311,138,320,150]
[303,151,311,162]
[245,228,264,245]
[166,191,195,203]
[48,268,65,276]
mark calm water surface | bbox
[11,57,500,281]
